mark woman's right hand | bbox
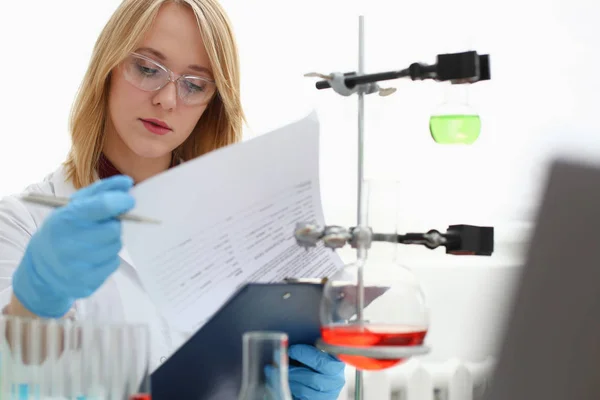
[11,175,136,318]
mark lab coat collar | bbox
[48,164,77,198]
[48,165,138,271]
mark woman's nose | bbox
[152,81,178,110]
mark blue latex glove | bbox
[12,175,135,318]
[288,344,345,400]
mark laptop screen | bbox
[484,159,600,400]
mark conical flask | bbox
[238,331,293,400]
[429,83,481,144]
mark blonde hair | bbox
[64,0,245,189]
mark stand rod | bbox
[354,14,366,400]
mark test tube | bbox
[0,314,152,400]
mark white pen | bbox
[20,193,161,224]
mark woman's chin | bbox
[129,142,175,160]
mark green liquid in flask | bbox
[429,114,481,144]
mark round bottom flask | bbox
[318,180,430,371]
[319,261,429,371]
[429,83,481,144]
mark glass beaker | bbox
[319,179,430,371]
[238,331,293,400]
[0,313,151,400]
[429,83,481,144]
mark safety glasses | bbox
[122,52,217,106]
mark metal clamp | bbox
[330,72,359,96]
[304,72,397,97]
[294,222,373,250]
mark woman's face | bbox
[107,2,215,159]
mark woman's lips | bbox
[140,118,172,136]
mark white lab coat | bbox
[0,165,189,373]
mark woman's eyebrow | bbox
[137,46,212,76]
[137,46,166,61]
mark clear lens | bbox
[177,76,216,106]
[124,54,169,91]
[123,54,216,106]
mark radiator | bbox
[338,358,495,400]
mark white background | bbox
[2,1,599,235]
[1,0,599,362]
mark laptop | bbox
[484,159,600,400]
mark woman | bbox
[0,0,345,398]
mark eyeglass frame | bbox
[123,52,218,105]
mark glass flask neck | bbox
[364,179,402,264]
[443,83,470,105]
[238,332,293,400]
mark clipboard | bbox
[150,281,387,400]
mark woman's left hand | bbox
[288,344,346,400]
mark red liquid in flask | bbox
[129,394,151,400]
[321,325,427,370]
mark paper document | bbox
[122,112,345,332]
